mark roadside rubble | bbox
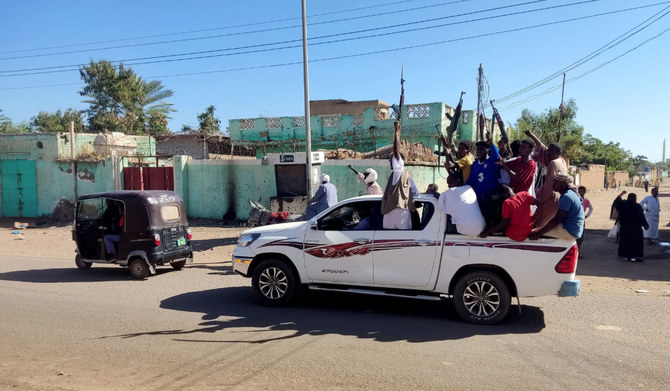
[11,221,29,240]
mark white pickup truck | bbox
[232,194,580,324]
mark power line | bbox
[497,26,670,112]
[1,0,631,77]
[1,2,666,92]
[0,0,553,68]
[0,0,426,55]
[494,4,670,103]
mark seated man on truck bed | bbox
[529,172,584,241]
[437,172,486,236]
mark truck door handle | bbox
[414,240,432,246]
[353,239,371,245]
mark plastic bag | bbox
[607,223,619,239]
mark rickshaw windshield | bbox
[77,199,104,221]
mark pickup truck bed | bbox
[233,194,580,324]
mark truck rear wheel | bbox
[453,271,510,325]
[75,254,92,270]
[252,259,298,306]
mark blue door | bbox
[1,160,38,217]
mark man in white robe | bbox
[640,187,660,245]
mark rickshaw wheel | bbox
[129,258,150,279]
[75,254,92,270]
[171,260,186,270]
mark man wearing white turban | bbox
[357,168,383,195]
[304,173,338,219]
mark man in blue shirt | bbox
[466,137,500,226]
[304,173,338,219]
[529,172,584,241]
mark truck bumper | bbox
[558,280,581,297]
[233,256,253,276]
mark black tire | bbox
[170,260,186,270]
[251,259,298,306]
[75,254,92,270]
[453,271,510,325]
[129,258,150,279]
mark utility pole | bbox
[557,72,566,142]
[301,0,313,198]
[477,64,484,141]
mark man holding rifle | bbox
[348,165,383,195]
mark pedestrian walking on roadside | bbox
[640,187,660,245]
[613,190,649,262]
[576,186,594,254]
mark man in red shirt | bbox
[479,185,540,241]
[498,139,537,194]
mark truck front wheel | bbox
[453,271,510,325]
[252,259,298,306]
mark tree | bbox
[517,98,583,163]
[30,109,85,133]
[0,121,31,134]
[572,133,632,171]
[197,105,221,134]
[0,109,9,123]
[79,60,174,134]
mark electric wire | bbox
[2,0,646,77]
[497,25,670,112]
[494,4,670,104]
[0,0,473,59]
[0,0,426,54]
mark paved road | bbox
[0,255,668,390]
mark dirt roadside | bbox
[1,183,669,296]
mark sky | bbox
[1,0,668,162]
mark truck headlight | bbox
[238,233,261,247]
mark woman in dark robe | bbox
[613,191,649,262]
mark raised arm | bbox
[393,121,402,161]
[524,129,545,150]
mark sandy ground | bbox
[2,183,670,296]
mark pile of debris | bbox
[322,140,438,163]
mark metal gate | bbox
[123,167,174,190]
[1,160,38,217]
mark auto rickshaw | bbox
[72,190,193,279]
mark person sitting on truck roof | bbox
[479,185,540,241]
[437,172,486,236]
[529,173,584,241]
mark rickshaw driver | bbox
[103,200,124,260]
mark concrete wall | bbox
[606,171,629,189]
[181,159,277,220]
[576,164,605,190]
[173,158,443,220]
[0,133,147,217]
[228,102,450,156]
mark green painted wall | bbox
[36,161,75,216]
[183,160,277,220]
[173,158,444,220]
[229,102,450,156]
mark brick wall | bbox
[576,164,605,190]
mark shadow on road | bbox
[104,287,546,343]
[0,264,181,283]
[191,237,237,252]
[578,228,670,282]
